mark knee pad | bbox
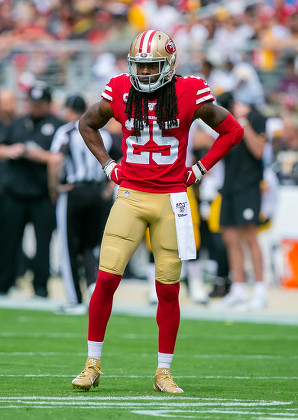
[99,241,126,276]
[155,253,182,284]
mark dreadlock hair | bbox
[125,75,180,137]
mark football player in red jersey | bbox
[72,30,244,393]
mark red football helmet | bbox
[127,30,177,92]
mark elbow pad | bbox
[200,113,244,171]
[213,112,244,146]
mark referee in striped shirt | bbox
[48,95,114,314]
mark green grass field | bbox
[0,308,297,419]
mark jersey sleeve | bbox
[101,74,130,116]
[184,76,214,118]
[101,80,114,103]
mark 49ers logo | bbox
[165,38,176,54]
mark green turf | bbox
[0,308,297,419]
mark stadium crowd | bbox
[0,0,298,312]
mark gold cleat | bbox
[72,357,103,391]
[153,368,184,394]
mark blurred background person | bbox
[0,88,25,295]
[216,92,268,309]
[0,89,19,199]
[48,94,115,314]
[0,83,64,298]
[191,120,231,299]
[0,89,20,207]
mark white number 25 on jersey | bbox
[125,120,179,165]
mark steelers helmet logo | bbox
[165,38,176,54]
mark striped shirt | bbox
[50,120,112,184]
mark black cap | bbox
[28,84,52,102]
[65,95,87,113]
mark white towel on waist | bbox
[170,192,196,261]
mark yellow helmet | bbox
[127,30,177,92]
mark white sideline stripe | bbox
[0,351,297,360]
[2,331,298,343]
[1,298,298,325]
[2,331,298,342]
[0,374,297,380]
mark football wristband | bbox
[197,160,206,175]
[192,160,206,182]
[102,158,113,171]
[103,160,116,179]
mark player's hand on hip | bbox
[103,160,123,185]
[110,164,122,184]
[185,162,204,187]
[185,166,197,187]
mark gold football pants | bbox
[99,187,182,284]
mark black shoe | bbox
[209,284,228,298]
[34,288,48,298]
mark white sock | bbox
[158,352,173,369]
[88,341,103,359]
[231,282,248,297]
[186,259,202,280]
[253,281,266,297]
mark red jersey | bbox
[101,74,214,193]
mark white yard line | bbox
[0,396,295,419]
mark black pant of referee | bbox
[0,192,56,296]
